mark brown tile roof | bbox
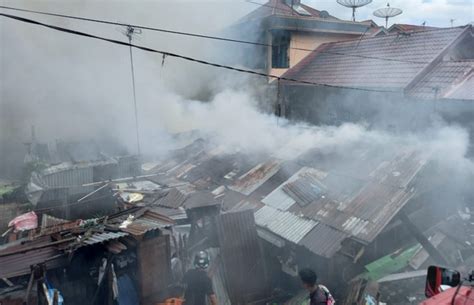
[388,23,438,33]
[408,60,474,100]
[447,73,474,100]
[282,26,469,90]
[241,0,338,22]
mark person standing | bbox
[298,268,335,305]
[183,251,217,305]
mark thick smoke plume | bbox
[1,0,473,197]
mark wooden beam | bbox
[398,211,449,266]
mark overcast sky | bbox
[302,0,473,27]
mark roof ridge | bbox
[404,25,472,93]
[337,25,469,44]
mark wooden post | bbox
[52,290,59,305]
[398,210,449,266]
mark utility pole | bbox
[123,25,142,156]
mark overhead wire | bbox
[0,12,396,93]
[0,5,428,64]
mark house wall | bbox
[282,85,474,145]
[269,31,359,78]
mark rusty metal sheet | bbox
[117,209,175,236]
[216,210,270,304]
[137,235,171,304]
[229,160,281,195]
[81,232,129,246]
[154,188,189,209]
[298,223,348,258]
[290,150,426,244]
[0,246,65,278]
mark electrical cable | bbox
[0,12,396,93]
[0,5,428,64]
[125,27,142,156]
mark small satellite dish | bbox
[374,3,403,28]
[320,10,330,18]
[336,0,373,22]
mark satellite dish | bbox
[337,0,372,22]
[373,3,403,28]
[320,10,330,18]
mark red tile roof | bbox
[408,60,474,100]
[282,26,469,90]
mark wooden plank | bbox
[398,211,449,266]
[137,235,171,305]
[409,231,446,269]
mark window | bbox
[272,30,290,68]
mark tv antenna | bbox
[373,3,403,28]
[337,0,372,22]
[120,25,142,156]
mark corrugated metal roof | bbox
[115,180,161,192]
[116,210,175,236]
[154,188,189,209]
[262,167,326,211]
[0,236,67,278]
[230,160,281,195]
[299,223,348,258]
[81,231,129,246]
[41,214,68,228]
[0,246,65,278]
[290,149,426,244]
[255,205,317,244]
[216,210,270,304]
[149,207,188,221]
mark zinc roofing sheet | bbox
[82,231,129,246]
[154,188,189,209]
[230,160,281,196]
[0,246,65,278]
[283,27,468,89]
[290,149,426,244]
[299,223,348,258]
[261,167,325,211]
[254,205,317,244]
[117,210,175,236]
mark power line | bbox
[123,26,142,156]
[0,5,428,64]
[0,12,396,93]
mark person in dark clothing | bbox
[299,268,334,305]
[183,251,217,305]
